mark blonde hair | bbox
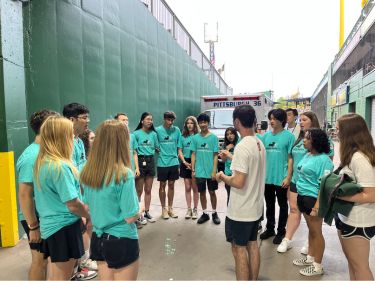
[34,116,77,188]
[80,120,131,188]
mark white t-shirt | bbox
[287,123,301,140]
[227,136,266,222]
[338,152,375,227]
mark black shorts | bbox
[290,182,297,193]
[335,216,375,241]
[138,155,155,177]
[42,219,84,263]
[297,195,317,215]
[225,217,260,246]
[21,220,44,253]
[90,232,139,269]
[180,158,192,179]
[195,178,218,192]
[157,165,179,182]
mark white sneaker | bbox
[80,259,98,271]
[277,238,292,253]
[192,208,198,219]
[299,265,323,276]
[300,240,309,255]
[139,215,147,225]
[185,208,192,219]
[293,257,314,266]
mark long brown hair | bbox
[80,120,131,188]
[294,111,320,146]
[337,113,375,167]
[182,116,199,137]
[34,116,77,188]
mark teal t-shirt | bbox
[296,153,334,198]
[33,160,81,239]
[291,139,307,184]
[130,133,138,171]
[191,133,219,179]
[178,134,195,159]
[133,130,158,156]
[261,130,295,186]
[16,143,40,221]
[156,125,181,167]
[83,169,139,239]
[73,137,86,171]
[223,140,240,176]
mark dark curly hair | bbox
[305,128,330,154]
[30,109,59,134]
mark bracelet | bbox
[28,221,39,229]
[29,225,40,231]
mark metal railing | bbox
[140,0,232,95]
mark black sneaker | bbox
[197,213,210,224]
[259,229,276,240]
[212,212,221,225]
[273,233,285,244]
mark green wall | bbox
[23,0,220,132]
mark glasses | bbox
[77,115,90,121]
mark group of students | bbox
[254,108,375,279]
[17,103,235,280]
[16,101,375,281]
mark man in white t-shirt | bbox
[286,108,301,140]
[216,104,266,280]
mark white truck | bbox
[200,91,273,147]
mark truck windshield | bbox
[211,110,233,128]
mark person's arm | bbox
[191,151,196,177]
[310,191,321,217]
[338,187,375,203]
[212,153,218,180]
[178,148,188,167]
[217,170,247,189]
[282,154,293,188]
[66,198,90,219]
[19,183,41,243]
[133,151,140,177]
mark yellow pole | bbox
[0,152,19,247]
[339,0,344,49]
[362,0,368,8]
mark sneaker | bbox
[273,233,285,244]
[139,215,147,225]
[185,208,192,219]
[162,207,169,219]
[299,265,323,276]
[293,257,314,266]
[192,208,198,219]
[168,207,178,218]
[75,268,98,280]
[135,220,143,229]
[144,211,156,223]
[259,229,276,240]
[277,238,292,253]
[300,240,309,255]
[212,212,221,225]
[80,259,98,271]
[197,213,210,224]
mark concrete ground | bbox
[1,143,375,280]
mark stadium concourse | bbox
[0,143,374,280]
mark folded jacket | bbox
[318,172,363,225]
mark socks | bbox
[203,209,207,214]
[313,262,322,271]
[306,255,314,263]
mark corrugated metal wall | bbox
[23,0,220,131]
